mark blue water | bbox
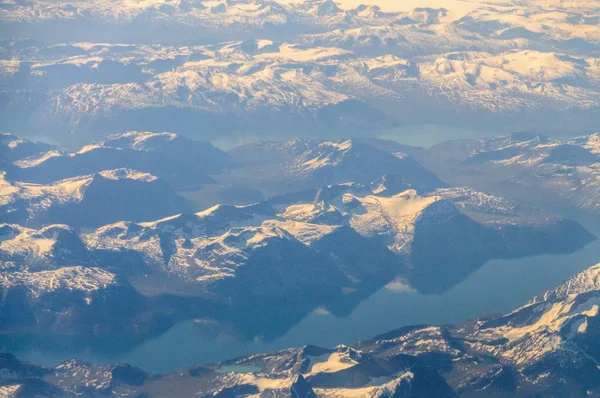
[15,228,599,374]
[5,199,597,374]
[376,124,499,148]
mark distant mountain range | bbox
[2,0,600,141]
[420,132,600,216]
[2,0,598,50]
[226,138,444,196]
[0,169,193,227]
[1,132,234,188]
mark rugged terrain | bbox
[2,0,600,142]
[1,132,595,345]
[4,261,600,397]
[420,132,600,216]
[2,1,600,396]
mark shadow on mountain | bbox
[408,218,596,294]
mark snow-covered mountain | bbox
[2,0,598,51]
[0,133,54,164]
[0,346,455,397]
[0,180,593,343]
[83,185,593,296]
[424,132,600,215]
[2,134,446,212]
[0,130,596,343]
[0,264,168,338]
[4,40,600,141]
[6,131,233,189]
[227,138,444,196]
[459,263,600,396]
[0,168,192,227]
[2,1,600,393]
[2,0,600,140]
[82,198,398,301]
[0,224,92,271]
[0,222,167,337]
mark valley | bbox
[2,131,599,385]
[2,1,600,395]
